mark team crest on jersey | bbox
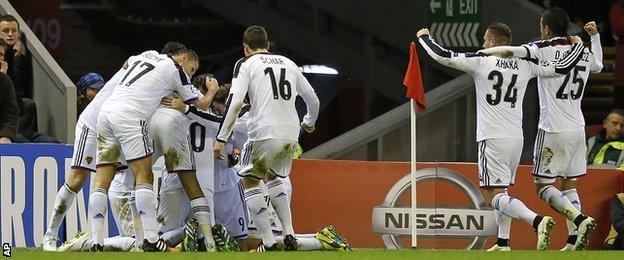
[85,156,93,164]
[541,147,553,166]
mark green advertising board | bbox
[428,0,481,50]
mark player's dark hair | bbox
[191,73,213,94]
[0,14,18,28]
[161,41,186,54]
[486,22,512,45]
[213,84,231,104]
[608,109,624,118]
[172,48,199,64]
[541,7,569,37]
[243,25,269,50]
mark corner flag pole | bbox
[410,99,417,248]
[404,40,424,249]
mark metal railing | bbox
[304,74,476,161]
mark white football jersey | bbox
[216,53,320,142]
[100,50,199,120]
[78,68,125,130]
[523,35,604,132]
[419,35,585,141]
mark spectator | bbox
[611,1,624,108]
[0,14,36,133]
[75,72,105,114]
[587,109,624,169]
[603,193,624,250]
[0,38,18,143]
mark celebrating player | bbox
[42,68,126,251]
[89,48,213,252]
[213,25,320,251]
[480,9,603,250]
[417,21,585,250]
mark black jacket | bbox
[0,73,19,140]
[5,39,33,99]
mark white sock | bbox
[82,236,136,251]
[276,236,321,251]
[104,237,136,251]
[267,179,295,236]
[244,187,276,247]
[160,226,185,247]
[135,184,159,243]
[45,183,77,237]
[190,196,216,246]
[495,209,511,240]
[295,234,316,239]
[89,188,108,245]
[492,192,537,225]
[129,192,144,248]
[562,188,581,243]
[538,185,581,221]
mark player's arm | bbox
[170,64,218,110]
[192,77,219,110]
[585,21,604,73]
[296,69,320,133]
[527,41,586,77]
[416,28,481,74]
[214,64,250,159]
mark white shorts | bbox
[477,138,522,187]
[214,180,248,239]
[533,129,587,179]
[96,111,152,166]
[71,121,97,171]
[238,139,297,179]
[109,190,134,237]
[150,109,195,173]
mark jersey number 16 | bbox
[264,67,292,100]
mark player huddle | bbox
[419,7,602,251]
[40,25,351,253]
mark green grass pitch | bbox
[8,248,623,260]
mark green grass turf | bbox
[8,248,624,260]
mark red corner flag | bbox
[403,41,426,112]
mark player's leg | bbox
[238,140,277,251]
[560,132,595,250]
[89,114,122,251]
[117,118,176,252]
[561,179,580,250]
[264,140,298,251]
[88,164,116,250]
[481,138,553,250]
[43,124,96,250]
[214,181,249,251]
[157,187,191,247]
[58,232,136,252]
[108,190,134,237]
[533,130,595,250]
[177,171,221,251]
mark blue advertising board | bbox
[0,143,164,247]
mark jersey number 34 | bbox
[486,70,518,108]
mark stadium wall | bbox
[291,160,623,250]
